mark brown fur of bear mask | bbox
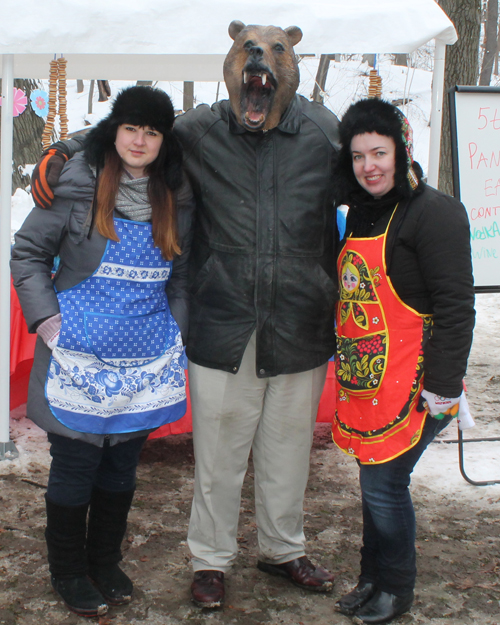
[223,20,303,132]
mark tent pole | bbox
[427,39,446,189]
[0,54,18,460]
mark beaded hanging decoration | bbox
[368,69,383,99]
[57,58,69,140]
[41,57,68,150]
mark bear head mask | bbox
[223,20,303,132]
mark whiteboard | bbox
[450,86,500,291]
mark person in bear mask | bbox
[11,86,194,617]
[28,21,339,608]
[331,98,475,624]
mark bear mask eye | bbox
[274,43,285,52]
[244,40,255,51]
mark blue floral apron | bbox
[45,218,186,435]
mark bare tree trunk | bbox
[479,0,499,85]
[362,54,375,67]
[0,78,46,193]
[495,21,500,74]
[77,79,84,93]
[97,80,111,102]
[183,82,194,112]
[438,0,482,194]
[393,53,408,67]
[88,80,95,115]
[312,55,335,104]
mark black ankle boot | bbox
[51,575,108,617]
[355,589,414,624]
[87,563,133,606]
[86,487,135,605]
[335,580,377,615]
[45,495,108,617]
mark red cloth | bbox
[10,281,37,409]
[316,361,336,422]
[9,276,335,429]
[148,371,194,438]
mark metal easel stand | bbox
[440,427,500,486]
[0,441,19,461]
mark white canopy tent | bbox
[0,0,457,456]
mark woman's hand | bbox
[420,389,460,420]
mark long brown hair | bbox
[94,144,180,261]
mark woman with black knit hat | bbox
[11,86,194,617]
[332,98,474,624]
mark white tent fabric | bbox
[0,0,457,453]
[1,0,456,80]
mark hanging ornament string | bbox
[41,57,68,150]
[368,70,382,99]
[368,54,382,99]
[41,59,59,150]
[57,57,68,141]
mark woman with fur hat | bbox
[11,86,194,617]
[332,98,474,624]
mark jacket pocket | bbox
[190,254,218,297]
[84,310,169,366]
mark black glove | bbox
[31,136,88,209]
[31,146,69,209]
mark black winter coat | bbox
[348,184,475,398]
[175,95,340,377]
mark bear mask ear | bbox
[285,25,303,47]
[228,20,246,40]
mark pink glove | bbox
[36,314,61,350]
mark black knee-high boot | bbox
[86,486,136,605]
[45,494,108,617]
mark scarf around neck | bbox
[345,187,403,238]
[114,172,152,222]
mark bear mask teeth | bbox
[243,72,270,87]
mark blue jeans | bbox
[47,433,147,506]
[357,414,453,596]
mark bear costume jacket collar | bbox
[225,95,302,136]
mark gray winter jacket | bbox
[11,153,195,446]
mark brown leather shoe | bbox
[190,570,225,608]
[257,556,334,592]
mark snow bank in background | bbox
[11,189,34,241]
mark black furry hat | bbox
[84,86,182,190]
[336,98,422,202]
[110,85,175,134]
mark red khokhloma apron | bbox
[332,210,432,464]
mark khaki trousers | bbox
[187,333,328,572]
